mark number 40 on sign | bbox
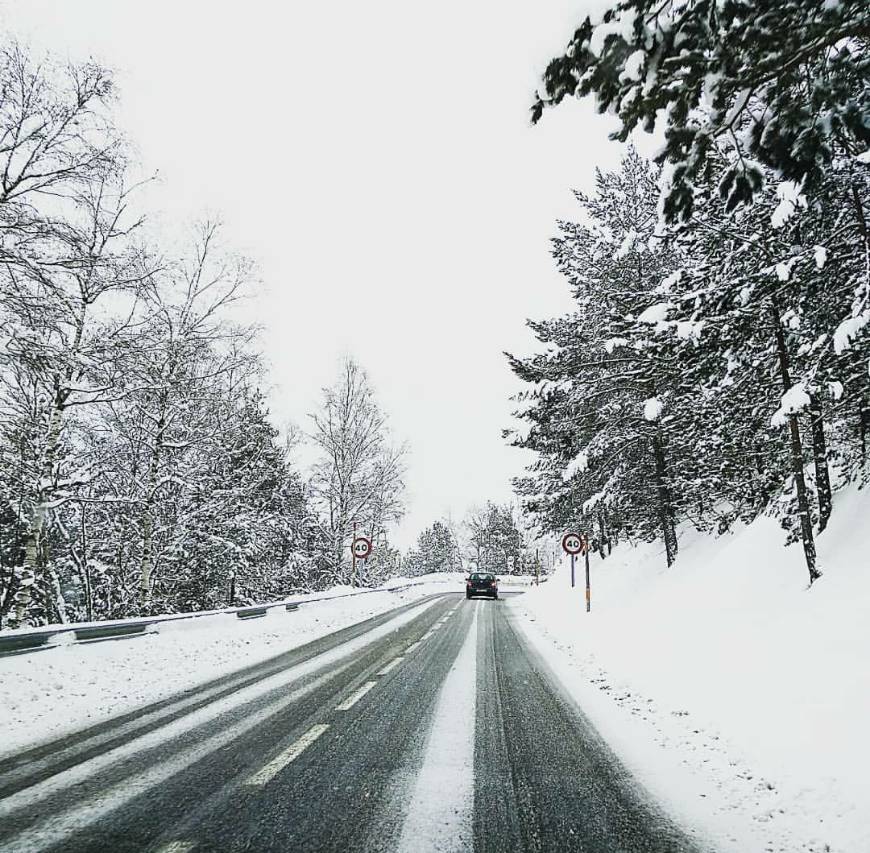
[352,537,373,560]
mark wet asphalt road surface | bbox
[0,593,705,852]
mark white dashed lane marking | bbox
[378,657,404,676]
[245,724,330,787]
[335,681,378,711]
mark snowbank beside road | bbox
[0,577,461,758]
[512,483,869,853]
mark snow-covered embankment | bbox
[512,484,869,853]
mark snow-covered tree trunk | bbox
[650,428,678,567]
[860,400,869,466]
[597,508,610,558]
[138,511,155,608]
[71,502,93,622]
[808,393,832,533]
[46,563,68,624]
[138,403,167,610]
[770,300,820,583]
[10,396,65,627]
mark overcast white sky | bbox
[1,1,644,548]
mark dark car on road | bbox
[466,572,498,600]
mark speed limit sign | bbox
[352,536,373,560]
[562,533,583,555]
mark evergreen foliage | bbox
[403,520,462,576]
[532,0,870,222]
[463,503,530,575]
[508,146,869,582]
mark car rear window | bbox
[470,573,494,580]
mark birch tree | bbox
[1,172,150,626]
[309,358,406,585]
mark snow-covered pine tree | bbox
[509,144,868,583]
[406,519,462,576]
[463,503,525,574]
[508,150,688,565]
[615,154,867,582]
[532,0,869,222]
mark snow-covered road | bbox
[0,592,702,853]
[0,581,461,755]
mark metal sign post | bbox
[583,535,591,612]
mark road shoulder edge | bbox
[505,599,731,853]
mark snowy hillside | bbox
[513,484,870,853]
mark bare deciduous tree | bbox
[309,358,406,585]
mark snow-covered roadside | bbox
[0,577,461,758]
[510,483,869,853]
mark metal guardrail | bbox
[0,580,442,657]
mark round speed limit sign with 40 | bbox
[352,536,373,559]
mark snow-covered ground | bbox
[512,483,869,853]
[0,576,463,758]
